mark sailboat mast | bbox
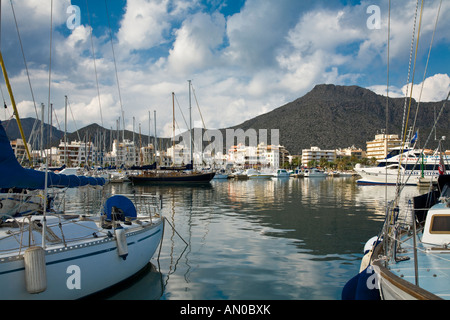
[0,51,32,163]
[64,95,67,166]
[154,110,157,163]
[172,92,175,165]
[188,80,193,167]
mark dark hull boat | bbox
[129,171,215,184]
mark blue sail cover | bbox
[0,121,106,189]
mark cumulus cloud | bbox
[117,0,171,52]
[370,74,450,102]
[1,0,449,136]
[168,11,226,75]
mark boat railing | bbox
[120,193,162,219]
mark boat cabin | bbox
[420,176,450,246]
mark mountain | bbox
[63,123,172,152]
[2,117,64,149]
[1,118,171,152]
[2,84,448,155]
[228,84,449,155]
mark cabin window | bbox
[430,215,450,234]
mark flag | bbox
[410,131,418,145]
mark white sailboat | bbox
[343,0,450,300]
[0,120,164,299]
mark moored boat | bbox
[0,194,164,300]
[354,144,450,186]
[129,170,215,184]
[343,174,450,300]
[273,168,290,178]
[0,121,164,299]
[303,168,327,178]
[245,169,272,179]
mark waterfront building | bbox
[10,139,31,163]
[140,144,155,165]
[301,147,336,167]
[111,139,139,167]
[167,144,190,166]
[57,140,98,167]
[257,143,289,168]
[227,143,289,169]
[366,132,402,160]
[336,146,365,160]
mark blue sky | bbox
[1,0,449,137]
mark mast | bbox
[40,103,44,163]
[188,80,193,168]
[64,95,67,166]
[49,103,53,166]
[154,110,157,164]
[0,51,32,163]
[172,92,175,165]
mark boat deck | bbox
[389,234,450,299]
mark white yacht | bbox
[355,146,450,186]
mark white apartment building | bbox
[227,143,289,168]
[336,146,365,160]
[301,146,336,167]
[10,139,31,163]
[57,140,97,167]
[111,139,139,167]
[257,143,289,168]
[366,133,402,160]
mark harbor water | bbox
[66,176,425,300]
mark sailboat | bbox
[0,120,164,299]
[129,84,215,185]
[0,3,164,295]
[343,0,450,300]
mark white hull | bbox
[273,169,290,178]
[213,174,229,179]
[377,274,418,300]
[354,148,449,186]
[0,215,163,299]
[355,165,438,185]
[304,168,327,178]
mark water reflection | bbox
[63,177,425,300]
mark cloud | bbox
[1,0,450,137]
[117,0,171,53]
[369,74,450,102]
[168,11,226,75]
[224,0,301,70]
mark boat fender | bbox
[359,252,372,273]
[24,246,47,294]
[363,236,379,255]
[115,226,128,260]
